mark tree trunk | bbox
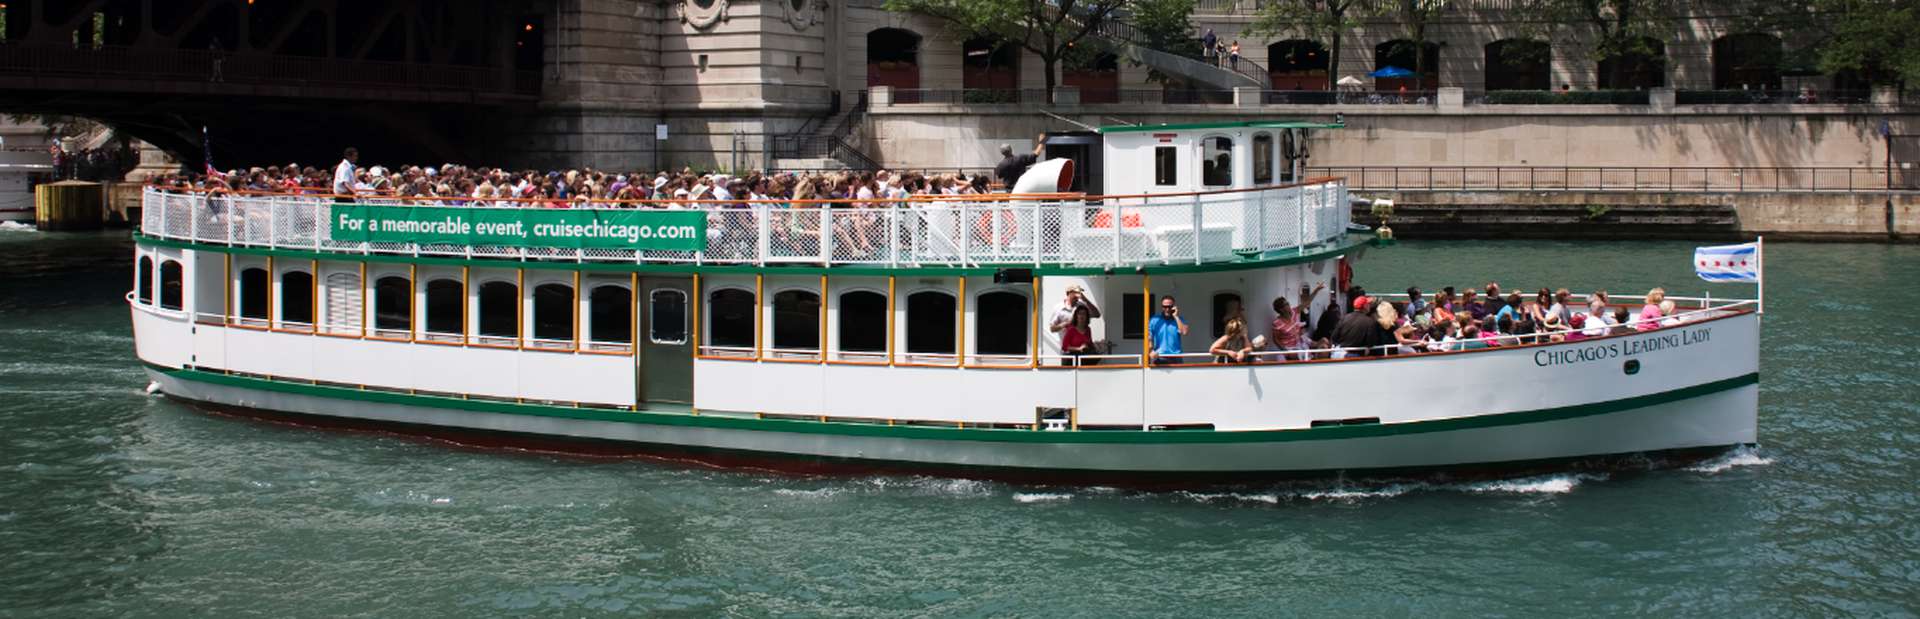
[1043,55,1058,104]
[1327,29,1342,91]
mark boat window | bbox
[1121,292,1144,340]
[477,281,519,338]
[424,279,463,335]
[1252,132,1274,185]
[136,256,154,305]
[1153,146,1177,186]
[1201,136,1233,187]
[159,260,184,311]
[838,290,888,353]
[650,289,687,344]
[589,285,633,344]
[906,290,957,354]
[239,268,269,320]
[707,288,755,348]
[324,272,362,332]
[1212,292,1243,339]
[532,283,574,343]
[974,291,1028,356]
[772,290,821,352]
[373,276,411,332]
[281,271,314,326]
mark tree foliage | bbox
[1737,0,1919,85]
[1129,0,1198,83]
[1247,0,1366,90]
[883,0,1128,101]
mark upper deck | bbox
[136,179,1351,271]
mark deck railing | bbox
[139,181,1352,268]
[1311,165,1915,193]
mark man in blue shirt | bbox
[1148,295,1189,364]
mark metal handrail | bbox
[139,180,1353,269]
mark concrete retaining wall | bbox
[1353,191,1920,241]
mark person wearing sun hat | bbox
[1046,283,1102,364]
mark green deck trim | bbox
[1098,120,1346,133]
[132,232,1373,276]
[156,365,1757,445]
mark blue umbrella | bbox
[1370,66,1414,78]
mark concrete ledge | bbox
[1355,190,1920,242]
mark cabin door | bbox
[636,277,694,405]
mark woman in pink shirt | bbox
[1636,288,1666,331]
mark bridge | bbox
[0,0,546,167]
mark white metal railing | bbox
[137,182,1352,268]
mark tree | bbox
[1131,0,1200,84]
[1735,0,1919,86]
[1513,0,1678,88]
[884,0,1128,103]
[1248,0,1366,91]
[1377,0,1446,87]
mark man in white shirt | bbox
[331,147,358,198]
[1046,283,1101,359]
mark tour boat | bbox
[128,121,1760,483]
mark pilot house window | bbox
[1153,146,1177,186]
[1202,136,1233,186]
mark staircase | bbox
[1057,4,1269,92]
[772,91,880,171]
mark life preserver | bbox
[1090,209,1143,228]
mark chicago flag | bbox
[1694,242,1760,283]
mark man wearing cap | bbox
[1047,283,1103,364]
[994,133,1049,190]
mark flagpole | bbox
[1756,235,1765,315]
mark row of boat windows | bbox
[135,256,184,310]
[171,266,1033,354]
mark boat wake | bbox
[1684,445,1772,474]
[0,221,34,232]
[1172,472,1601,505]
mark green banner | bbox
[328,204,706,250]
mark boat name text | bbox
[1533,327,1713,367]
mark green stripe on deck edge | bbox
[157,366,1758,445]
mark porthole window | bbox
[651,289,688,344]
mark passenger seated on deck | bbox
[1210,318,1255,363]
[1611,307,1636,336]
[1458,325,1490,350]
[1332,298,1395,357]
[1659,300,1681,327]
[1637,288,1667,331]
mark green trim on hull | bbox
[130,232,1374,277]
[154,366,1759,445]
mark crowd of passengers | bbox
[147,145,1047,206]
[1052,283,1694,365]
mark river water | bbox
[2,230,1916,616]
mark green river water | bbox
[1,230,1916,616]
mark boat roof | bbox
[1097,120,1346,134]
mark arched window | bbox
[1201,136,1233,187]
[838,290,888,353]
[650,289,687,344]
[1268,39,1329,91]
[424,279,463,337]
[238,268,270,321]
[1212,292,1243,339]
[771,289,821,355]
[962,36,1019,97]
[974,291,1028,357]
[707,288,756,350]
[1485,39,1551,91]
[477,280,519,339]
[158,260,183,311]
[867,28,921,96]
[1252,132,1274,185]
[1598,37,1665,89]
[373,276,412,333]
[1374,39,1440,91]
[906,290,957,355]
[1712,33,1782,91]
[588,285,633,345]
[136,256,154,304]
[281,270,314,326]
[530,283,574,345]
